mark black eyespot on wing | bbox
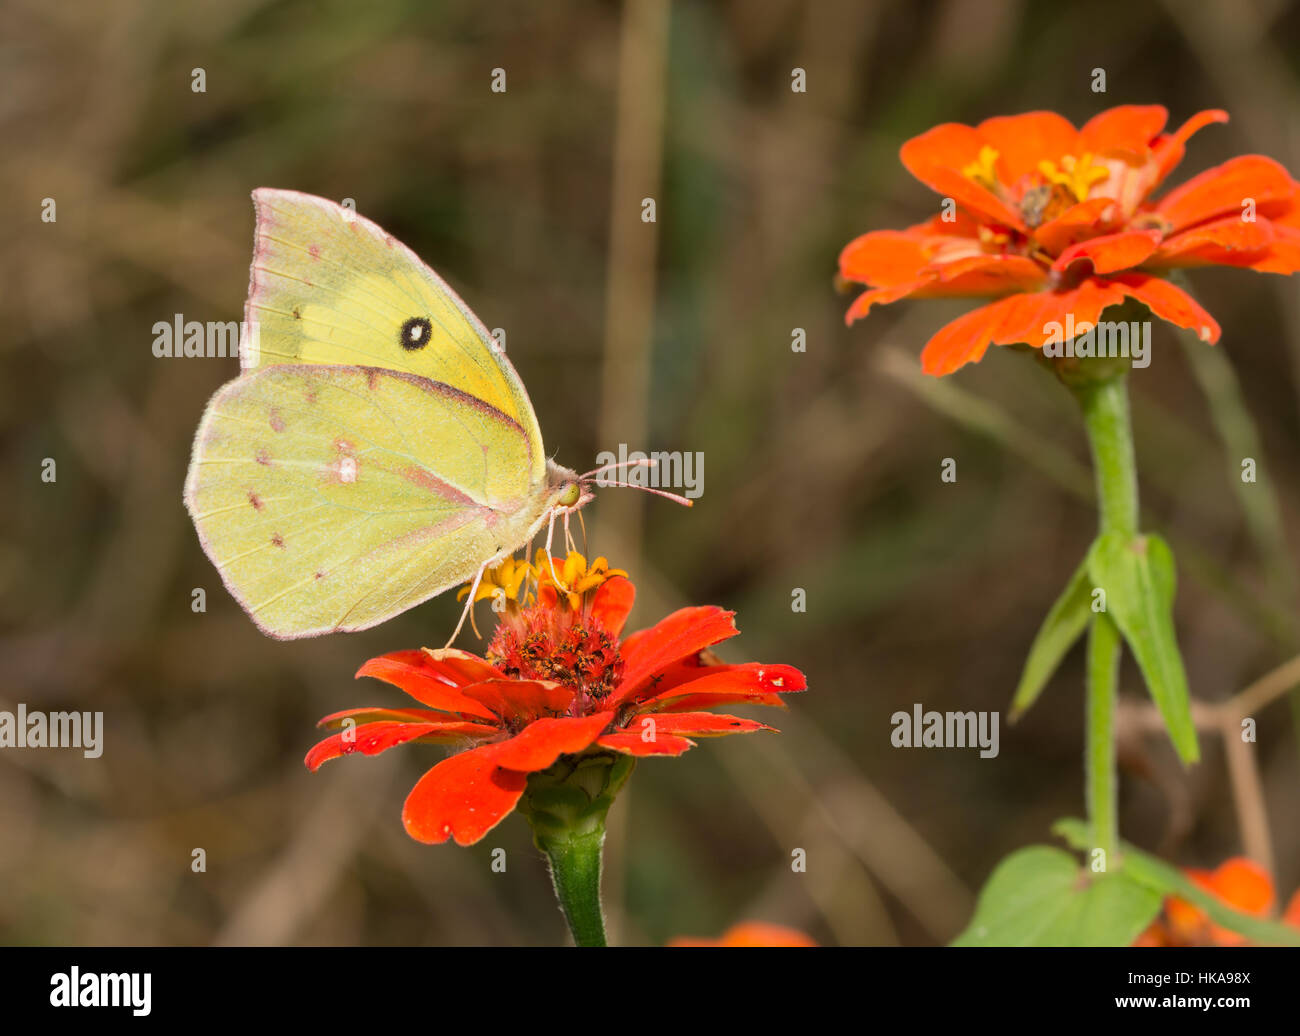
[400,316,433,351]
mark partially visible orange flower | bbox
[670,922,818,947]
[1135,857,1285,946]
[1286,888,1300,927]
[305,555,805,845]
[840,105,1300,375]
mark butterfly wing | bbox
[184,364,557,639]
[241,188,546,483]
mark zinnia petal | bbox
[844,255,1047,326]
[1052,229,1162,275]
[900,123,1028,231]
[1034,197,1124,256]
[1079,105,1167,158]
[1155,155,1297,232]
[1166,858,1275,947]
[1284,889,1300,928]
[919,279,1128,376]
[305,720,467,772]
[1108,273,1221,343]
[402,748,529,845]
[1148,109,1230,192]
[484,712,615,771]
[635,712,774,737]
[844,281,927,324]
[596,730,696,756]
[590,575,636,637]
[839,230,936,287]
[918,298,1014,376]
[1146,215,1275,268]
[356,650,500,720]
[612,606,740,706]
[917,254,1050,295]
[1247,223,1300,274]
[917,167,1029,232]
[418,648,510,686]
[316,705,497,730]
[656,690,785,711]
[978,111,1079,182]
[900,121,986,177]
[639,661,807,709]
[670,922,818,947]
[840,214,986,288]
[460,678,576,722]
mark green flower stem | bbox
[542,828,608,947]
[1076,376,1138,538]
[518,751,635,947]
[1085,612,1121,863]
[1072,373,1138,865]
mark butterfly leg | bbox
[541,508,569,591]
[444,559,489,649]
[562,510,577,554]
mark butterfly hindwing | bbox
[184,363,553,639]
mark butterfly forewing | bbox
[244,188,546,483]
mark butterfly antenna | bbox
[592,479,694,506]
[581,458,693,506]
[579,457,658,480]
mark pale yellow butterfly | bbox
[184,189,682,640]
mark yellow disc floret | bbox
[962,145,1001,190]
[1037,152,1109,203]
[535,550,628,611]
[457,554,534,605]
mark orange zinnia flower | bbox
[305,554,805,845]
[670,921,818,947]
[840,105,1300,375]
[1134,857,1288,947]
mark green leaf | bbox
[1053,819,1300,946]
[951,846,1161,947]
[1011,552,1093,720]
[1086,531,1199,763]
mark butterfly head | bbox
[546,460,593,516]
[545,455,695,519]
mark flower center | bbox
[487,606,625,704]
[962,145,1001,190]
[1037,152,1109,203]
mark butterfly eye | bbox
[400,316,432,351]
[559,482,581,507]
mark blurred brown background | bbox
[2,0,1299,946]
